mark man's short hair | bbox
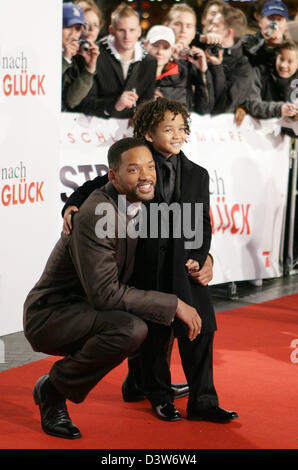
[107,137,148,170]
[201,0,225,21]
[165,2,197,25]
[222,5,247,42]
[111,2,140,29]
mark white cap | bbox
[146,25,176,47]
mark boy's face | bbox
[111,15,141,53]
[259,14,287,46]
[146,40,173,69]
[167,11,196,47]
[276,48,298,78]
[146,111,187,158]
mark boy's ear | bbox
[145,131,153,143]
[108,24,114,35]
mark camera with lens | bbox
[78,39,91,53]
[267,21,279,37]
[207,44,222,57]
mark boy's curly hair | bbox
[132,98,191,138]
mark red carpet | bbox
[0,294,297,450]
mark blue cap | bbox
[63,3,86,28]
[262,1,289,18]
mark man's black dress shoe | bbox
[152,402,182,421]
[33,374,81,439]
[187,406,238,423]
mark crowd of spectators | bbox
[61,0,298,127]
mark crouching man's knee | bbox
[122,316,148,356]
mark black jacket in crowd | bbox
[74,35,157,119]
[208,40,253,115]
[241,31,281,70]
[155,59,214,114]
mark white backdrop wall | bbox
[0,0,62,336]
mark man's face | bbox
[109,146,156,203]
[62,24,83,48]
[202,4,223,32]
[206,13,226,39]
[276,48,298,78]
[146,40,173,69]
[111,15,141,54]
[146,111,187,158]
[258,14,287,46]
[167,11,196,47]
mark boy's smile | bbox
[145,111,187,158]
[276,48,298,79]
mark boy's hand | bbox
[185,254,213,286]
[281,103,297,118]
[63,205,79,235]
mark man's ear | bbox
[108,168,116,182]
[225,27,234,41]
[108,24,114,35]
[137,24,142,40]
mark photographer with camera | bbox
[241,0,289,69]
[62,2,99,111]
[204,5,253,115]
[144,25,214,114]
[164,2,223,66]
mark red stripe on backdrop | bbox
[0,294,297,449]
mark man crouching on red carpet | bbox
[23,137,201,440]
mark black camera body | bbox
[78,39,91,53]
[207,43,222,57]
